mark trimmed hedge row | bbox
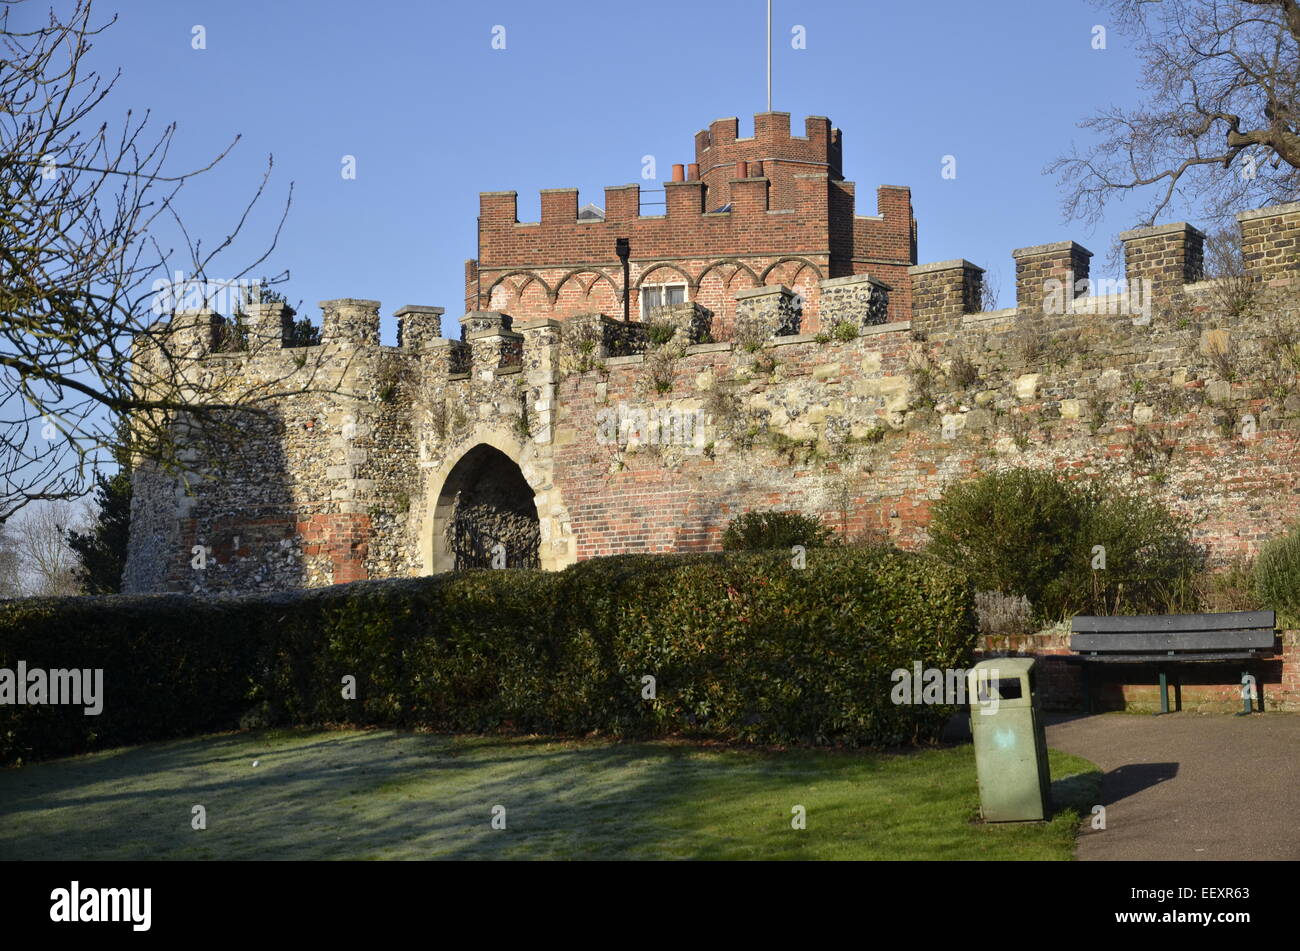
[0,548,977,764]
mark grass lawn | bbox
[0,729,1100,860]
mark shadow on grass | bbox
[0,728,1100,861]
[1051,768,1104,820]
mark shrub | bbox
[285,314,320,347]
[947,352,980,388]
[0,548,977,762]
[646,321,677,346]
[832,321,859,342]
[1254,527,1300,628]
[926,469,1082,615]
[212,317,248,352]
[927,468,1202,623]
[1195,559,1260,615]
[1078,487,1202,616]
[721,510,834,551]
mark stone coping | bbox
[962,308,1017,325]
[909,259,984,275]
[1237,201,1300,222]
[604,354,645,367]
[1117,221,1205,241]
[734,284,792,300]
[318,298,381,308]
[466,329,523,342]
[819,273,889,289]
[685,342,733,355]
[515,318,562,331]
[770,333,817,346]
[1067,292,1150,311]
[393,305,445,316]
[1011,241,1093,259]
[496,364,523,374]
[861,320,910,336]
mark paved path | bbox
[1044,713,1300,860]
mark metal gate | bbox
[447,504,540,570]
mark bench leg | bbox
[1241,669,1254,715]
[1159,669,1169,715]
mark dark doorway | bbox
[437,444,540,570]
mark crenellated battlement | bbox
[693,113,843,212]
[472,111,917,328]
[906,201,1300,333]
[478,172,847,230]
[123,102,1300,603]
[159,199,1300,376]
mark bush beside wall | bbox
[0,548,977,765]
[926,469,1202,623]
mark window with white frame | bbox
[640,283,687,319]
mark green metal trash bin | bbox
[966,657,1052,822]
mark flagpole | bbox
[766,0,772,111]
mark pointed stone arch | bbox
[697,258,761,288]
[759,256,825,284]
[420,427,573,574]
[636,262,698,292]
[485,271,553,312]
[552,268,623,317]
[553,267,622,302]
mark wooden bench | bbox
[1069,611,1277,714]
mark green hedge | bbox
[0,548,977,764]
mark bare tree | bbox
[0,520,22,597]
[6,499,86,596]
[1051,0,1300,227]
[978,268,1002,312]
[1,0,330,525]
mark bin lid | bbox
[970,657,1035,675]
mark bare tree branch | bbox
[0,0,345,523]
[1052,0,1300,227]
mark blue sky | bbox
[38,0,1161,340]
